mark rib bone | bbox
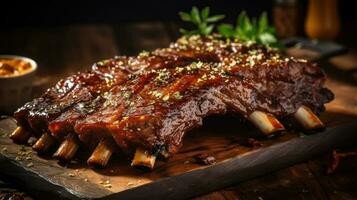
[10,126,31,143]
[294,106,324,130]
[87,139,115,167]
[53,135,79,161]
[32,133,56,152]
[249,111,285,136]
[131,147,157,169]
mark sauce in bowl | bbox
[0,58,33,77]
[0,55,37,113]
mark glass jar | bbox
[305,0,340,40]
[273,0,300,38]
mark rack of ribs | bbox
[11,35,334,169]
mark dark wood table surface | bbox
[0,22,356,200]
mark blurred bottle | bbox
[305,0,340,40]
[273,0,300,38]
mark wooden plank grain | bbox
[307,156,357,200]
[1,118,356,200]
[226,163,328,200]
[194,189,240,200]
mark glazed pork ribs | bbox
[11,40,218,165]
[11,35,333,169]
[11,57,135,161]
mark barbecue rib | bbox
[12,57,136,158]
[12,42,219,162]
[12,35,334,169]
[13,59,129,137]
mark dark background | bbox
[1,0,357,47]
[2,0,356,25]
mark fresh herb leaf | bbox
[218,11,283,48]
[179,28,199,36]
[258,12,268,34]
[258,32,277,45]
[217,24,235,38]
[202,24,214,35]
[179,12,192,22]
[206,15,225,23]
[201,7,210,20]
[191,7,201,24]
[179,6,225,36]
[179,7,283,49]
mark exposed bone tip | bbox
[249,111,285,136]
[32,133,56,152]
[87,139,114,168]
[53,137,79,161]
[131,147,157,170]
[294,106,324,130]
[10,126,31,143]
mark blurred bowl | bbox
[0,55,37,114]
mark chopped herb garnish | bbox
[20,145,26,152]
[151,91,163,99]
[96,59,111,66]
[299,132,307,138]
[139,50,150,57]
[122,91,132,99]
[173,91,183,100]
[179,6,225,36]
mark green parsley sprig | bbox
[178,7,283,48]
[218,11,281,48]
[179,6,225,36]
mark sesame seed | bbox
[162,95,170,101]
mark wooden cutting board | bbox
[0,109,356,200]
[0,59,356,200]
